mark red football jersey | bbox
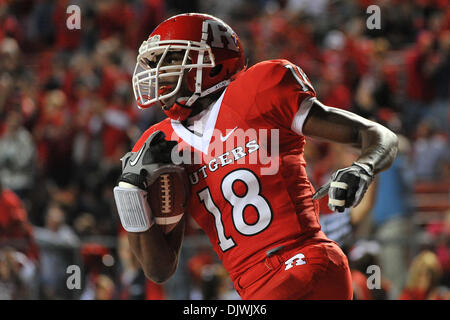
[133,59,326,277]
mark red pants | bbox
[233,238,353,300]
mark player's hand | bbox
[312,162,374,212]
[119,130,179,190]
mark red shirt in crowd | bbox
[0,188,39,261]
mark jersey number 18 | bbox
[198,169,273,251]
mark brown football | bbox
[147,170,190,234]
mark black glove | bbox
[312,162,374,212]
[119,130,180,190]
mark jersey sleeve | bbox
[132,126,158,152]
[131,119,172,152]
[253,60,316,135]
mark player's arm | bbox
[303,100,398,174]
[127,216,185,283]
[303,100,398,211]
[113,131,186,283]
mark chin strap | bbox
[163,97,193,121]
[163,79,231,121]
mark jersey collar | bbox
[171,88,226,155]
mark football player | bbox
[114,13,398,300]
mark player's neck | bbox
[183,89,224,122]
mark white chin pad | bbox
[113,184,154,233]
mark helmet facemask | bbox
[132,39,215,110]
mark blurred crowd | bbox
[0,0,448,300]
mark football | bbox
[147,169,190,234]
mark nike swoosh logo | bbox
[220,126,238,142]
[130,143,146,166]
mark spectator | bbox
[411,119,448,181]
[0,247,35,299]
[79,243,113,300]
[199,263,240,300]
[403,31,436,135]
[426,29,450,132]
[93,274,116,300]
[348,240,391,300]
[33,89,75,188]
[399,250,443,300]
[0,182,39,261]
[0,110,36,199]
[117,232,147,300]
[187,250,239,300]
[73,212,97,237]
[187,250,215,300]
[425,210,450,291]
[370,134,414,299]
[33,204,80,299]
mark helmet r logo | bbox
[205,20,239,52]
